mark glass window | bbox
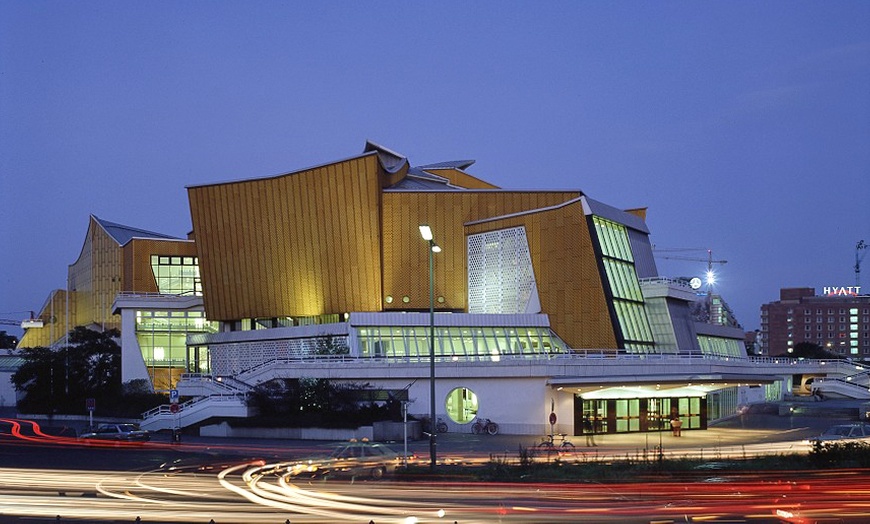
[445,387,478,424]
[150,255,202,295]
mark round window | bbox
[445,387,479,424]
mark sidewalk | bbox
[5,400,860,462]
[382,404,860,461]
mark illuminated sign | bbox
[822,286,861,296]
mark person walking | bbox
[584,415,597,446]
[670,408,682,437]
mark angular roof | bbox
[417,160,476,170]
[92,215,181,246]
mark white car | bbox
[287,440,409,480]
[805,423,870,445]
[79,423,150,442]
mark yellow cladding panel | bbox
[189,155,384,321]
[123,239,197,293]
[465,202,618,350]
[18,289,69,348]
[382,191,579,314]
[69,217,123,333]
[423,168,501,189]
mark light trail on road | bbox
[3,416,870,522]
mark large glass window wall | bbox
[592,216,655,352]
[697,335,744,357]
[150,255,202,295]
[136,310,218,391]
[578,396,706,435]
[357,326,567,361]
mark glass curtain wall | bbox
[136,310,218,391]
[697,335,745,357]
[357,326,567,361]
[591,216,655,352]
[578,397,706,435]
[151,255,202,295]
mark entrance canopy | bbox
[548,373,782,399]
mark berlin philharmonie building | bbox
[21,141,822,436]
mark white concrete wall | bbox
[119,310,151,387]
[200,421,374,441]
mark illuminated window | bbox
[445,387,478,424]
[592,216,654,352]
[150,255,202,295]
[135,308,218,391]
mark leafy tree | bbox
[312,335,350,356]
[791,342,838,359]
[245,378,392,428]
[11,327,162,416]
[0,330,18,349]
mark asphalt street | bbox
[3,399,866,468]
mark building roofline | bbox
[464,196,585,226]
[185,151,382,190]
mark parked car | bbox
[79,423,150,442]
[287,439,408,480]
[805,423,870,445]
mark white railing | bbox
[812,377,870,399]
[141,393,245,419]
[179,373,252,393]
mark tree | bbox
[245,378,392,428]
[12,327,132,414]
[791,342,838,359]
[0,330,18,349]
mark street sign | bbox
[86,398,95,412]
[170,403,180,414]
[169,389,179,404]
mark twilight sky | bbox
[1,1,868,337]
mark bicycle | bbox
[537,433,575,454]
[470,417,499,435]
[422,416,449,434]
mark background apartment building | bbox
[760,287,870,357]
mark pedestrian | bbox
[584,415,597,446]
[670,412,682,437]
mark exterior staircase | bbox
[812,377,870,400]
[140,374,254,431]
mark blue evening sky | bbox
[2,1,868,336]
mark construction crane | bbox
[857,240,867,289]
[653,248,727,284]
[653,248,727,324]
[0,312,44,330]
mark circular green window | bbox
[445,387,479,424]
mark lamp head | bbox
[419,225,433,241]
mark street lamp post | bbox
[419,224,441,470]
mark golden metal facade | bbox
[464,202,618,350]
[188,145,624,350]
[19,217,196,348]
[122,239,197,293]
[188,154,385,321]
[423,168,500,190]
[381,191,579,314]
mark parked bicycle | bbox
[470,417,499,435]
[421,416,449,434]
[537,433,575,454]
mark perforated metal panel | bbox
[467,227,539,314]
